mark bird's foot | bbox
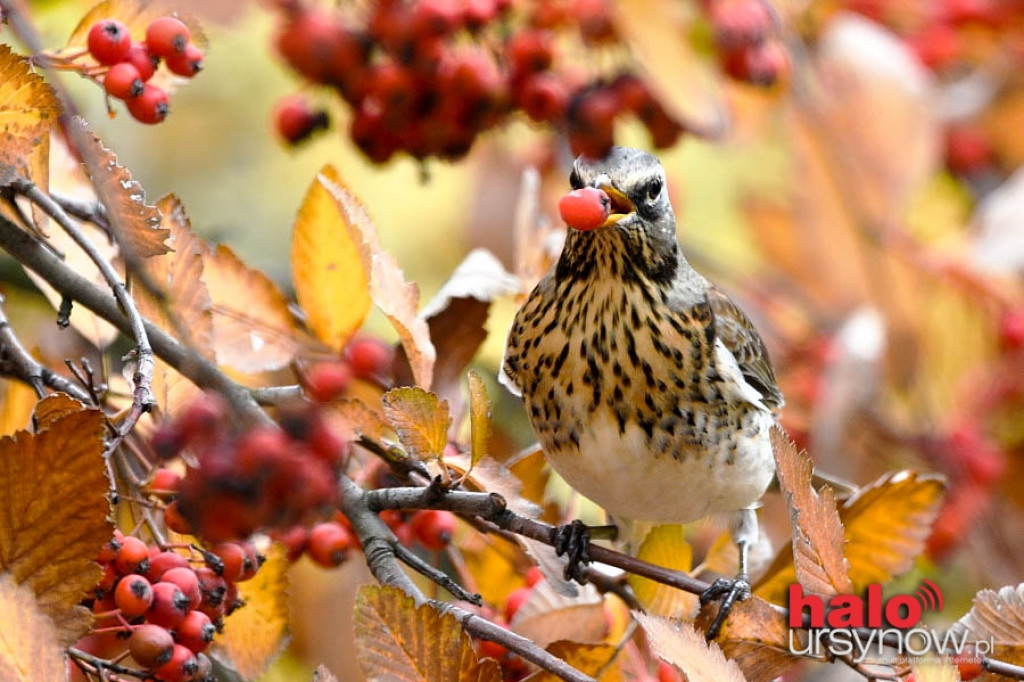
[552,519,591,584]
[700,573,751,641]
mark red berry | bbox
[504,586,531,622]
[525,566,544,587]
[302,361,352,401]
[559,187,611,231]
[115,536,151,575]
[945,125,992,175]
[88,19,132,65]
[129,623,176,668]
[742,40,789,87]
[575,0,616,44]
[1000,309,1024,351]
[114,574,154,617]
[125,42,158,81]
[148,581,191,628]
[345,336,394,381]
[271,525,309,562]
[276,8,355,84]
[477,637,508,660]
[149,468,183,495]
[507,30,554,75]
[147,550,190,583]
[173,610,215,654]
[568,89,619,159]
[154,643,199,682]
[350,105,397,163]
[127,84,169,124]
[96,561,117,595]
[274,95,329,146]
[657,661,684,682]
[177,394,227,440]
[518,73,570,123]
[165,43,204,77]
[97,532,123,563]
[146,16,191,57]
[210,543,250,582]
[307,522,354,568]
[709,0,772,49]
[104,62,145,100]
[410,510,457,550]
[161,567,201,609]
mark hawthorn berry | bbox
[154,643,199,682]
[410,510,457,550]
[166,43,204,77]
[518,73,570,123]
[103,62,145,100]
[147,551,190,583]
[115,535,151,575]
[148,581,191,628]
[507,30,555,75]
[276,8,353,84]
[124,42,159,81]
[129,623,176,668]
[999,309,1024,351]
[163,500,192,535]
[146,16,191,58]
[149,468,183,495]
[97,532,123,563]
[345,335,394,382]
[307,521,354,567]
[559,187,611,231]
[210,542,252,582]
[302,361,352,401]
[568,89,619,159]
[524,566,544,587]
[173,610,216,654]
[88,19,132,65]
[504,586,531,622]
[114,574,155,617]
[127,84,170,124]
[274,95,330,146]
[657,661,684,682]
[161,567,202,609]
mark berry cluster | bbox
[84,15,203,124]
[74,532,259,681]
[270,0,685,160]
[704,0,789,86]
[301,333,396,402]
[152,394,349,543]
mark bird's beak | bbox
[596,184,634,227]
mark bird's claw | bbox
[700,574,750,640]
[552,519,591,584]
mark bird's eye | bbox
[569,168,583,190]
[646,179,663,202]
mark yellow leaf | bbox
[467,370,491,469]
[0,45,59,188]
[291,167,372,352]
[67,117,169,258]
[636,613,747,682]
[0,407,110,645]
[530,641,621,682]
[319,171,436,388]
[353,584,502,682]
[628,525,698,618]
[213,544,290,679]
[771,429,852,597]
[0,381,40,436]
[0,577,66,682]
[459,533,526,607]
[382,387,451,460]
[204,243,316,372]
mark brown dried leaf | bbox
[320,172,436,388]
[329,397,390,442]
[467,370,492,470]
[0,577,66,682]
[771,429,852,597]
[68,117,168,258]
[291,167,372,352]
[66,0,207,50]
[637,613,747,682]
[212,544,289,679]
[528,641,621,682]
[382,387,450,460]
[313,664,340,682]
[0,45,58,189]
[693,595,797,682]
[755,471,944,604]
[32,392,86,431]
[510,580,606,647]
[204,243,315,372]
[628,525,698,619]
[0,408,110,645]
[353,584,502,682]
[949,584,1024,676]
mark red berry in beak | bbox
[558,187,610,231]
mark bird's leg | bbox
[551,521,618,584]
[700,508,757,640]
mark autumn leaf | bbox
[636,613,747,682]
[353,584,502,682]
[0,381,38,436]
[467,370,492,470]
[949,583,1024,675]
[529,641,622,682]
[313,664,339,682]
[0,577,66,682]
[693,595,797,682]
[0,45,59,189]
[32,392,87,430]
[67,117,169,258]
[204,243,316,372]
[755,470,944,604]
[771,429,852,597]
[320,171,436,388]
[509,580,606,647]
[382,387,451,460]
[212,544,290,679]
[0,407,110,645]
[628,525,698,618]
[291,166,372,352]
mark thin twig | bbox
[390,541,482,605]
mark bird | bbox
[500,146,783,638]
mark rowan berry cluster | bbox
[152,395,349,543]
[703,0,789,86]
[75,531,259,681]
[269,0,684,160]
[82,15,203,124]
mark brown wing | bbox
[707,288,784,411]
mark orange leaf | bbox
[67,117,169,258]
[0,45,58,189]
[204,243,315,372]
[291,167,372,352]
[0,381,38,436]
[212,544,289,679]
[467,370,491,470]
[693,595,797,682]
[628,525,698,619]
[353,584,502,682]
[0,407,110,645]
[319,171,436,387]
[771,429,852,597]
[0,577,66,682]
[382,387,451,460]
[636,613,747,682]
[531,641,621,682]
[32,392,87,430]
